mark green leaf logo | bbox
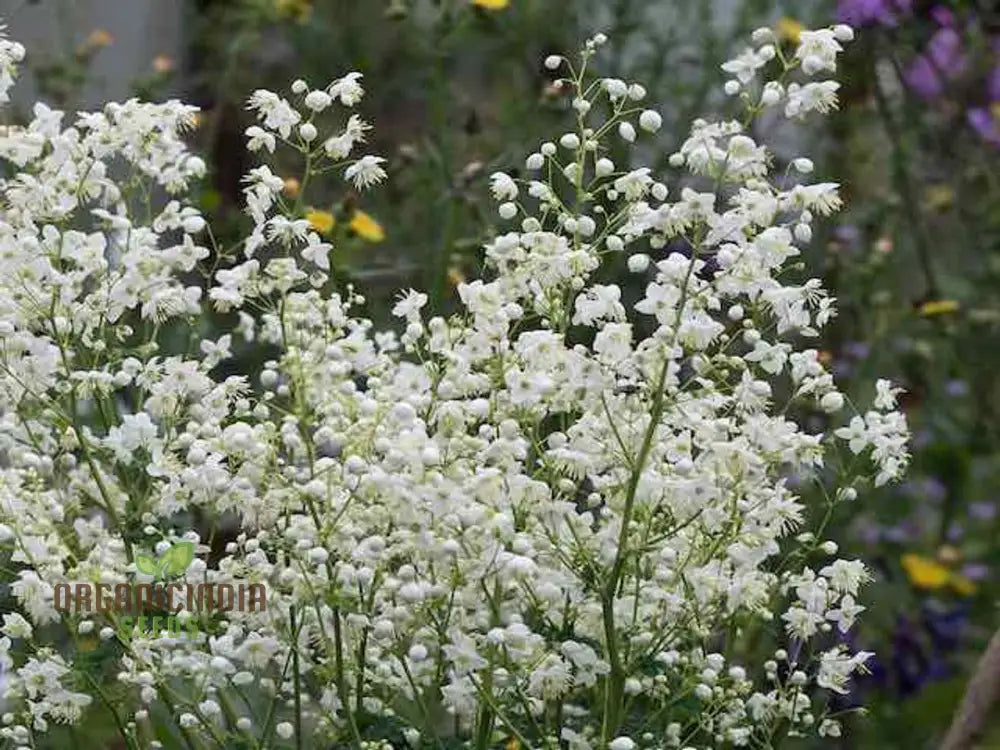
[134,553,159,576]
[133,542,196,580]
[160,541,195,576]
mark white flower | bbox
[247,90,301,137]
[816,649,872,694]
[303,89,332,112]
[245,126,276,153]
[489,171,518,201]
[328,72,364,105]
[796,30,844,75]
[345,155,387,190]
[392,289,428,321]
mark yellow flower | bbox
[447,267,466,288]
[274,0,312,22]
[924,184,954,211]
[86,29,114,48]
[901,554,977,596]
[306,209,335,235]
[919,299,960,317]
[472,0,509,9]
[901,554,951,590]
[505,738,521,750]
[949,574,977,597]
[776,17,804,44]
[349,210,385,243]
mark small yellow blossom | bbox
[949,574,977,597]
[901,554,951,590]
[447,267,466,288]
[776,17,804,44]
[923,184,954,211]
[472,0,509,9]
[349,210,385,243]
[86,29,114,48]
[919,299,960,317]
[505,738,521,750]
[274,0,312,22]
[306,209,335,235]
[901,553,977,596]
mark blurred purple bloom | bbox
[844,341,871,360]
[923,602,968,652]
[929,5,956,28]
[884,522,917,543]
[906,28,967,99]
[961,562,990,581]
[946,521,963,542]
[944,379,969,397]
[969,501,997,521]
[837,0,910,27]
[968,107,1000,148]
[989,62,1000,102]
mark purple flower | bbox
[837,0,911,27]
[969,501,997,521]
[843,341,871,360]
[929,5,956,28]
[967,107,1000,148]
[987,63,1000,103]
[944,379,969,397]
[906,28,967,99]
[961,563,990,581]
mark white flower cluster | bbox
[0,20,907,750]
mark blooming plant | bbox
[0,17,909,750]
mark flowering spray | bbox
[0,19,908,750]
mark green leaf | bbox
[159,542,195,576]
[134,553,159,576]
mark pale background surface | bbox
[0,0,185,108]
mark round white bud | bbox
[834,24,855,42]
[595,157,614,177]
[559,133,580,150]
[627,253,650,272]
[639,109,662,132]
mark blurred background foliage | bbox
[2,0,1000,747]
